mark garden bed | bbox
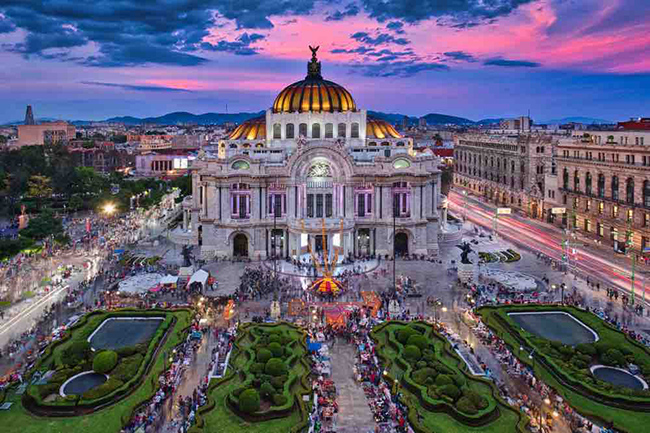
[370,321,527,433]
[478,304,650,433]
[1,308,192,433]
[191,322,311,433]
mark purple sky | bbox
[0,0,649,123]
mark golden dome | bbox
[228,116,266,140]
[272,47,356,113]
[366,117,402,139]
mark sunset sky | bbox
[0,0,649,123]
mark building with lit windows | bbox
[556,129,650,254]
[173,48,444,259]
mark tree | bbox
[20,208,63,241]
[27,175,53,203]
[67,195,84,212]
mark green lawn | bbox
[0,309,191,433]
[478,305,650,433]
[193,322,310,433]
[371,321,527,433]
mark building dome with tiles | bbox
[228,116,265,140]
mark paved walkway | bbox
[329,339,376,433]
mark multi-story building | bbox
[453,133,557,219]
[556,129,650,253]
[173,48,443,259]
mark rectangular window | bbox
[597,223,604,237]
[643,236,649,251]
[316,194,323,218]
[611,227,618,241]
[645,214,649,227]
[585,219,591,232]
[573,197,579,208]
[613,205,619,218]
[307,193,314,218]
[598,202,604,214]
[586,200,591,211]
[325,194,333,217]
[627,209,634,223]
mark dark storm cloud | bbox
[350,31,409,46]
[0,15,15,33]
[201,32,266,56]
[484,58,541,67]
[326,4,360,21]
[361,0,535,25]
[81,81,192,92]
[443,51,476,62]
[0,0,279,66]
[350,60,449,77]
[385,21,405,34]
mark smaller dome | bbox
[366,117,402,139]
[228,116,266,140]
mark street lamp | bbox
[560,283,566,305]
[103,202,116,216]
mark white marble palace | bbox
[179,47,444,260]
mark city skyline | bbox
[0,0,649,123]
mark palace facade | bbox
[178,49,444,259]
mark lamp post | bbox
[462,190,468,221]
[393,198,398,294]
[560,283,566,305]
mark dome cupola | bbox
[272,46,356,114]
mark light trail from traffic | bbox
[448,190,647,303]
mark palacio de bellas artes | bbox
[180,48,446,260]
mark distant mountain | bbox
[4,117,60,125]
[104,111,265,125]
[539,116,614,125]
[367,111,416,125]
[421,113,474,125]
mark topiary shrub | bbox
[81,377,124,400]
[404,345,421,361]
[62,341,91,366]
[406,334,428,350]
[265,358,287,377]
[456,396,478,414]
[268,342,283,358]
[452,374,467,388]
[464,389,489,410]
[111,353,143,382]
[260,381,275,399]
[576,343,597,357]
[239,389,260,413]
[397,328,417,344]
[257,348,272,363]
[269,334,282,344]
[115,346,139,358]
[602,348,625,366]
[412,368,437,385]
[93,350,118,374]
[250,362,265,375]
[435,374,453,387]
[438,384,461,401]
[272,393,288,406]
[271,376,286,390]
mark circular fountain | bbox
[59,371,108,397]
[590,365,648,390]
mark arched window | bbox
[644,180,650,208]
[574,170,580,192]
[299,123,307,137]
[273,123,281,139]
[626,178,635,204]
[597,174,605,197]
[338,123,346,138]
[563,168,569,189]
[368,141,377,146]
[351,122,359,138]
[229,143,237,149]
[612,176,619,201]
[585,172,592,196]
[396,141,405,146]
[325,123,333,138]
[312,123,321,138]
[286,123,295,139]
[255,143,264,148]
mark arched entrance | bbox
[395,232,408,256]
[233,233,248,257]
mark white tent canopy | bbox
[160,275,179,285]
[188,269,209,287]
[179,266,194,277]
[118,273,163,294]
